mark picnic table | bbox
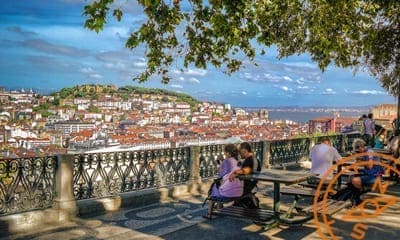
[372,148,392,155]
[238,169,317,228]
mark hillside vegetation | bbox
[50,84,199,107]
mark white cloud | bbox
[283,62,318,69]
[80,67,95,74]
[239,72,262,81]
[242,91,247,95]
[133,61,146,67]
[89,73,103,80]
[297,86,309,89]
[186,69,207,76]
[104,62,128,71]
[173,76,200,84]
[351,90,387,95]
[322,88,336,95]
[281,86,290,91]
[283,76,293,82]
[80,67,102,80]
[188,77,200,84]
[171,84,183,89]
[173,68,207,76]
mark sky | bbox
[0,0,396,107]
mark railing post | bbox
[308,136,315,161]
[53,154,77,221]
[188,146,202,194]
[309,136,316,151]
[190,146,201,183]
[263,141,271,169]
[341,134,347,153]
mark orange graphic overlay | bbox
[313,152,400,240]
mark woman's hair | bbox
[224,144,239,160]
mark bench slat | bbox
[302,199,351,215]
[214,206,274,221]
[298,181,329,190]
[325,201,352,215]
[280,187,324,197]
[302,199,337,213]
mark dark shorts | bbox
[360,175,376,185]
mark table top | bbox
[372,148,392,155]
[239,169,317,185]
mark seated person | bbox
[203,144,239,219]
[374,128,387,149]
[309,137,341,182]
[229,142,261,195]
[388,130,400,157]
[350,139,384,204]
[388,130,400,181]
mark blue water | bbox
[268,110,362,123]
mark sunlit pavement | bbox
[2,183,400,240]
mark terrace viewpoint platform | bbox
[1,134,398,239]
[2,180,400,240]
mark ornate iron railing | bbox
[0,156,57,216]
[250,141,264,166]
[73,148,191,200]
[199,142,264,178]
[344,133,362,152]
[199,144,224,178]
[0,132,363,213]
[270,137,311,166]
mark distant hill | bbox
[50,84,199,107]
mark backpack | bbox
[234,193,260,209]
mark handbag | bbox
[219,168,243,198]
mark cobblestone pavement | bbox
[2,183,400,240]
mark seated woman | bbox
[374,128,387,149]
[203,144,239,219]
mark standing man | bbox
[310,137,342,180]
[363,113,376,147]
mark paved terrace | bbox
[2,179,400,240]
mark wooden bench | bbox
[202,195,239,209]
[280,187,325,218]
[280,187,323,197]
[213,205,275,222]
[298,181,329,190]
[302,199,352,215]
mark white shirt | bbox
[310,143,341,179]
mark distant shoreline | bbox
[267,110,362,124]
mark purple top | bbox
[211,157,240,198]
[218,157,238,177]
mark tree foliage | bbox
[47,84,199,107]
[84,0,400,95]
